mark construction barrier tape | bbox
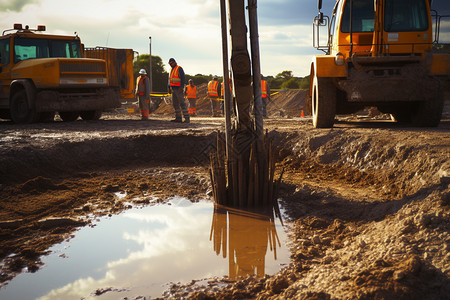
[150,93,170,97]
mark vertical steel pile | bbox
[210,0,283,212]
[209,130,282,213]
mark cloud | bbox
[0,0,37,12]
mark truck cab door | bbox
[0,37,12,109]
[382,0,432,55]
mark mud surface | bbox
[0,90,449,299]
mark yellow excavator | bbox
[309,0,449,127]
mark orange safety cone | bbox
[301,110,304,117]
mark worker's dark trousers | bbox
[210,98,222,117]
[172,87,189,120]
[138,95,150,118]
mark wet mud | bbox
[0,92,449,299]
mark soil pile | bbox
[153,84,308,118]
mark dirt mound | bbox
[153,83,212,116]
[267,89,308,118]
[153,85,308,118]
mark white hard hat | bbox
[139,69,147,75]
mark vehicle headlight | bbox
[335,52,345,66]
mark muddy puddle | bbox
[0,198,289,299]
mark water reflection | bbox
[210,204,283,280]
[0,199,288,300]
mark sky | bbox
[0,0,449,78]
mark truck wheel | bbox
[10,90,38,124]
[411,92,444,127]
[38,112,55,123]
[0,109,11,120]
[312,76,336,128]
[80,110,102,121]
[390,108,412,123]
[59,112,79,122]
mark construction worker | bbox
[207,77,221,117]
[168,58,189,123]
[221,78,233,115]
[135,69,150,120]
[185,79,197,116]
[261,75,271,118]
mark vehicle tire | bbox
[10,90,38,124]
[80,110,102,121]
[0,109,11,120]
[390,108,412,123]
[59,111,79,122]
[312,76,336,128]
[411,90,444,127]
[38,112,55,123]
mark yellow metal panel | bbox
[85,48,135,99]
[313,55,347,78]
[11,58,60,87]
[430,54,450,75]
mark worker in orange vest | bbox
[261,75,271,118]
[185,79,197,116]
[168,58,189,123]
[221,78,233,115]
[135,69,150,120]
[207,77,221,117]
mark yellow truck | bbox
[310,0,449,128]
[84,47,135,102]
[0,24,120,123]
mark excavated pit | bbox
[0,90,449,299]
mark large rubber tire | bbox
[390,88,444,127]
[0,109,11,120]
[10,90,38,124]
[38,112,55,123]
[80,110,102,121]
[411,91,444,127]
[312,76,336,128]
[59,111,79,122]
[390,107,413,123]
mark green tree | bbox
[298,75,310,89]
[133,54,168,92]
[186,74,211,86]
[267,77,283,89]
[275,70,293,80]
[281,77,300,89]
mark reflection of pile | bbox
[210,205,282,280]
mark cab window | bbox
[341,0,375,33]
[14,37,82,63]
[0,38,10,65]
[384,0,428,32]
[14,38,49,62]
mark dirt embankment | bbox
[0,90,449,299]
[151,83,307,118]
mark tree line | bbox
[133,54,310,93]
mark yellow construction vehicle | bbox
[84,47,135,101]
[0,24,120,123]
[310,0,449,127]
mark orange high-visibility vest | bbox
[208,80,219,97]
[261,80,268,98]
[169,65,181,86]
[136,75,147,95]
[186,85,197,98]
[221,79,232,96]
